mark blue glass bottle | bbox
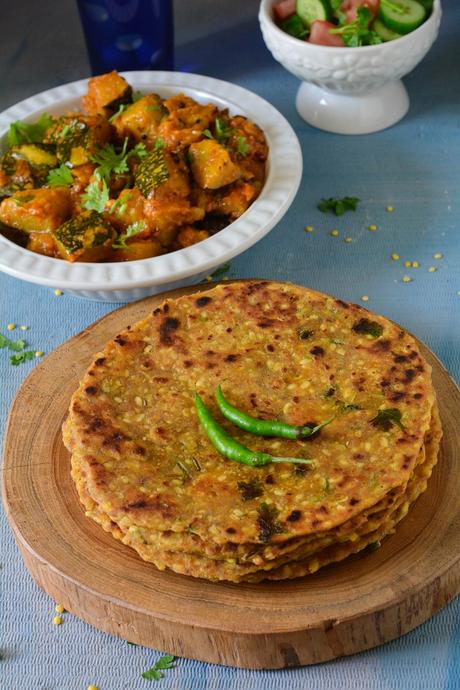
[76,0,174,75]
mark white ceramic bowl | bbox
[0,71,302,301]
[259,0,441,134]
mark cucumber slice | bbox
[296,0,330,28]
[379,0,426,35]
[281,13,309,38]
[373,18,403,41]
[418,0,433,12]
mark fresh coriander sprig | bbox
[236,136,250,156]
[90,138,147,183]
[371,408,405,432]
[108,103,129,123]
[141,655,175,681]
[330,7,382,46]
[318,196,360,216]
[112,221,146,249]
[0,334,26,351]
[47,164,74,187]
[81,174,110,213]
[10,351,36,366]
[7,113,53,146]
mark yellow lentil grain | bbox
[412,261,420,268]
[344,236,353,243]
[55,604,65,614]
[404,260,411,268]
[391,253,400,261]
[54,289,63,296]
[304,225,314,233]
[428,266,437,273]
[434,252,443,260]
[53,616,62,625]
[361,295,369,302]
[457,290,460,296]
[7,323,15,331]
[368,224,377,231]
[402,276,412,283]
[386,206,394,212]
[206,275,212,282]
[330,229,339,237]
[87,685,98,690]
[20,325,29,331]
[35,351,44,357]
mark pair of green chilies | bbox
[194,386,335,468]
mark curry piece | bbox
[0,188,71,233]
[110,238,165,262]
[135,149,169,198]
[174,226,210,249]
[45,114,112,167]
[27,231,57,257]
[54,211,115,262]
[189,140,240,189]
[112,94,166,144]
[144,198,205,247]
[82,71,132,117]
[106,188,148,231]
[157,95,218,151]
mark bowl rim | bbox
[259,0,441,52]
[0,71,302,291]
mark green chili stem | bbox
[194,393,314,468]
[216,385,335,439]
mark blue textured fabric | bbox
[1,3,460,689]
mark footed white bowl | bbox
[259,0,441,135]
[0,71,302,301]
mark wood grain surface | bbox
[2,282,460,669]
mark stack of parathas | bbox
[63,281,441,582]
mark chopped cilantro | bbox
[7,113,53,146]
[370,408,405,432]
[108,103,129,123]
[318,196,360,216]
[81,174,109,213]
[112,221,146,249]
[257,502,284,542]
[280,13,308,39]
[352,318,383,338]
[202,129,213,139]
[238,478,264,501]
[330,7,382,46]
[209,262,231,279]
[236,136,250,156]
[215,117,233,143]
[154,138,165,150]
[141,655,175,681]
[0,334,26,351]
[10,350,35,365]
[90,138,147,183]
[130,142,147,159]
[47,164,73,187]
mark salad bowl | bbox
[259,0,442,134]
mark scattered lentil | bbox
[54,289,63,296]
[433,252,443,260]
[412,261,420,268]
[368,224,377,232]
[7,323,15,331]
[55,604,65,614]
[402,276,412,283]
[391,253,400,261]
[35,351,44,357]
[361,295,369,302]
[20,325,29,331]
[404,260,411,268]
[53,616,62,625]
[428,266,437,273]
[330,229,339,237]
[386,206,394,213]
[304,225,314,233]
[344,236,353,243]
[87,685,98,690]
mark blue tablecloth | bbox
[1,2,459,688]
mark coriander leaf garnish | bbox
[257,503,285,543]
[318,196,360,216]
[82,175,109,213]
[352,318,383,338]
[10,351,35,366]
[238,478,264,501]
[209,262,231,279]
[90,138,147,183]
[131,142,148,159]
[370,408,405,432]
[112,220,146,249]
[154,138,165,150]
[7,113,53,146]
[330,7,382,46]
[202,128,213,139]
[108,103,129,123]
[0,334,26,351]
[141,655,175,681]
[215,116,234,143]
[236,136,250,156]
[47,164,74,187]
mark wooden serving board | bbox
[3,283,460,670]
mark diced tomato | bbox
[308,20,345,47]
[273,0,296,22]
[340,0,380,23]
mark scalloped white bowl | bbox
[0,71,302,301]
[259,0,441,134]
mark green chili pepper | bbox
[215,385,335,439]
[195,393,314,468]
